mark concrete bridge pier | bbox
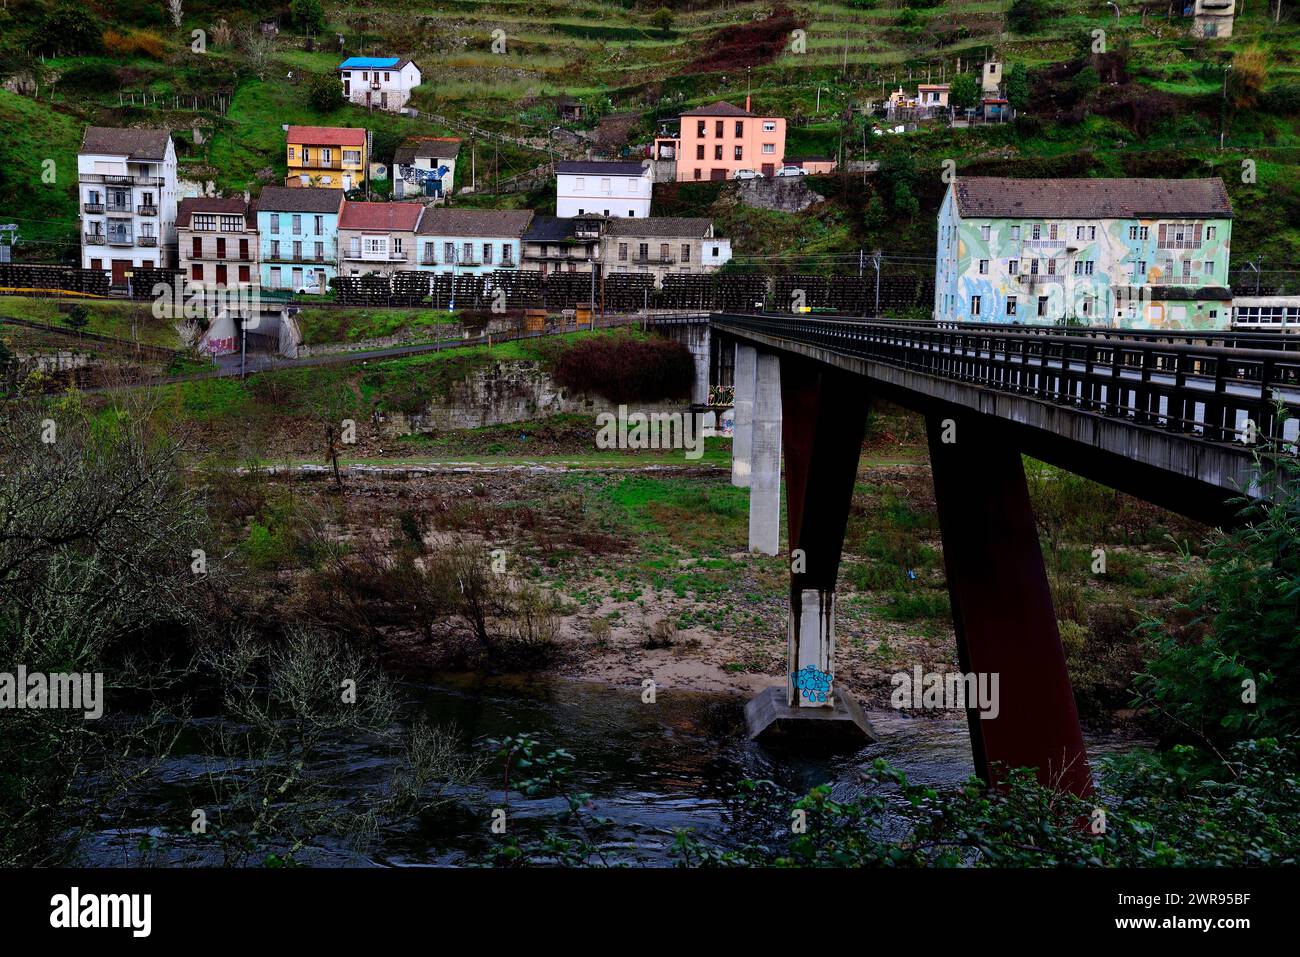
[731,343,755,488]
[748,352,782,556]
[927,413,1093,796]
[745,358,875,744]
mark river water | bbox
[78,675,1138,867]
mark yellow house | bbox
[285,125,367,191]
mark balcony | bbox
[107,233,134,247]
[84,232,106,245]
[83,202,105,213]
[87,174,165,187]
[137,204,158,216]
[295,157,344,169]
[105,204,133,215]
[265,253,332,264]
[344,251,410,262]
[631,256,675,266]
[137,236,158,247]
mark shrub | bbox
[550,334,693,404]
[1006,0,1049,34]
[58,63,121,91]
[1263,82,1300,116]
[305,71,342,113]
[103,28,167,59]
[290,0,326,34]
[63,304,89,331]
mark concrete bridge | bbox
[656,313,1300,795]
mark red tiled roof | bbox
[286,125,367,147]
[339,201,423,231]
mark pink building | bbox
[674,100,787,181]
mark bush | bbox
[103,28,167,59]
[1007,0,1049,34]
[1263,82,1300,117]
[550,333,693,404]
[305,71,342,113]
[58,63,121,91]
[290,0,326,34]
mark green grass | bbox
[298,307,458,345]
[0,90,84,252]
[0,297,183,348]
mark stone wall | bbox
[734,177,825,213]
[295,314,520,358]
[377,359,684,435]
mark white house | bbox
[337,57,422,112]
[555,160,653,219]
[78,126,178,286]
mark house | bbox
[674,100,787,181]
[1190,0,1235,38]
[78,126,178,285]
[934,177,1234,330]
[603,217,732,285]
[981,98,1012,122]
[555,160,653,218]
[256,186,344,294]
[522,215,605,276]
[414,208,533,275]
[885,87,919,121]
[337,201,424,277]
[338,56,422,112]
[392,136,460,201]
[917,84,950,112]
[981,60,1003,95]
[176,196,259,306]
[285,125,367,191]
[557,96,585,122]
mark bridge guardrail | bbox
[713,313,1300,450]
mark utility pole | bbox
[1220,64,1233,150]
[872,251,881,316]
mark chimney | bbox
[745,94,751,112]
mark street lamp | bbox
[1220,63,1233,150]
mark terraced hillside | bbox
[0,0,1298,274]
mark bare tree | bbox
[167,0,183,29]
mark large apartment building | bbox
[337,56,422,112]
[522,215,605,275]
[555,160,652,218]
[337,201,424,277]
[78,127,178,284]
[674,100,786,181]
[285,126,367,191]
[256,186,344,294]
[934,177,1234,329]
[415,208,534,275]
[604,218,732,285]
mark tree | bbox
[949,72,979,111]
[33,3,104,57]
[649,7,674,31]
[1006,0,1048,34]
[290,0,326,34]
[62,304,89,333]
[166,0,183,29]
[242,30,276,81]
[1071,65,1100,102]
[1005,63,1030,111]
[305,71,342,113]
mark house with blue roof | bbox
[338,56,422,112]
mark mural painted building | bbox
[392,136,460,201]
[934,177,1233,330]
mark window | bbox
[239,265,250,283]
[216,238,226,258]
[1037,296,1048,317]
[384,72,390,81]
[220,216,241,232]
[502,245,513,264]
[575,177,585,191]
[1011,225,1020,240]
[697,121,706,136]
[659,243,670,261]
[693,169,701,181]
[270,267,281,289]
[763,121,776,132]
[444,242,455,263]
[393,238,403,255]
[1006,296,1017,316]
[1008,259,1019,275]
[1073,261,1084,276]
[1204,260,1214,276]
[1049,224,1059,240]
[601,178,611,193]
[681,244,690,262]
[638,243,649,261]
[1031,225,1041,240]
[463,242,473,262]
[1133,260,1147,278]
[1029,259,1039,275]
[194,214,216,231]
[715,121,724,137]
[293,241,302,260]
[270,215,280,234]
[1047,259,1056,275]
[714,146,723,160]
[288,147,295,160]
[292,215,302,234]
[1182,260,1192,279]
[978,259,988,274]
[192,237,202,258]
[314,241,323,260]
[971,295,981,316]
[980,225,991,241]
[712,247,719,257]
[314,215,323,233]
[735,121,744,137]
[627,210,634,217]
[1159,222,1201,250]
[215,265,227,285]
[343,150,360,165]
[618,243,628,261]
[629,181,639,193]
[762,143,775,154]
[734,146,743,161]
[270,240,280,259]
[240,239,249,260]
[483,243,493,264]
[191,264,203,281]
[1207,226,1217,240]
[696,145,705,160]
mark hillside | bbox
[0,0,1297,276]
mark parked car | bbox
[774,165,806,177]
[733,168,762,180]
